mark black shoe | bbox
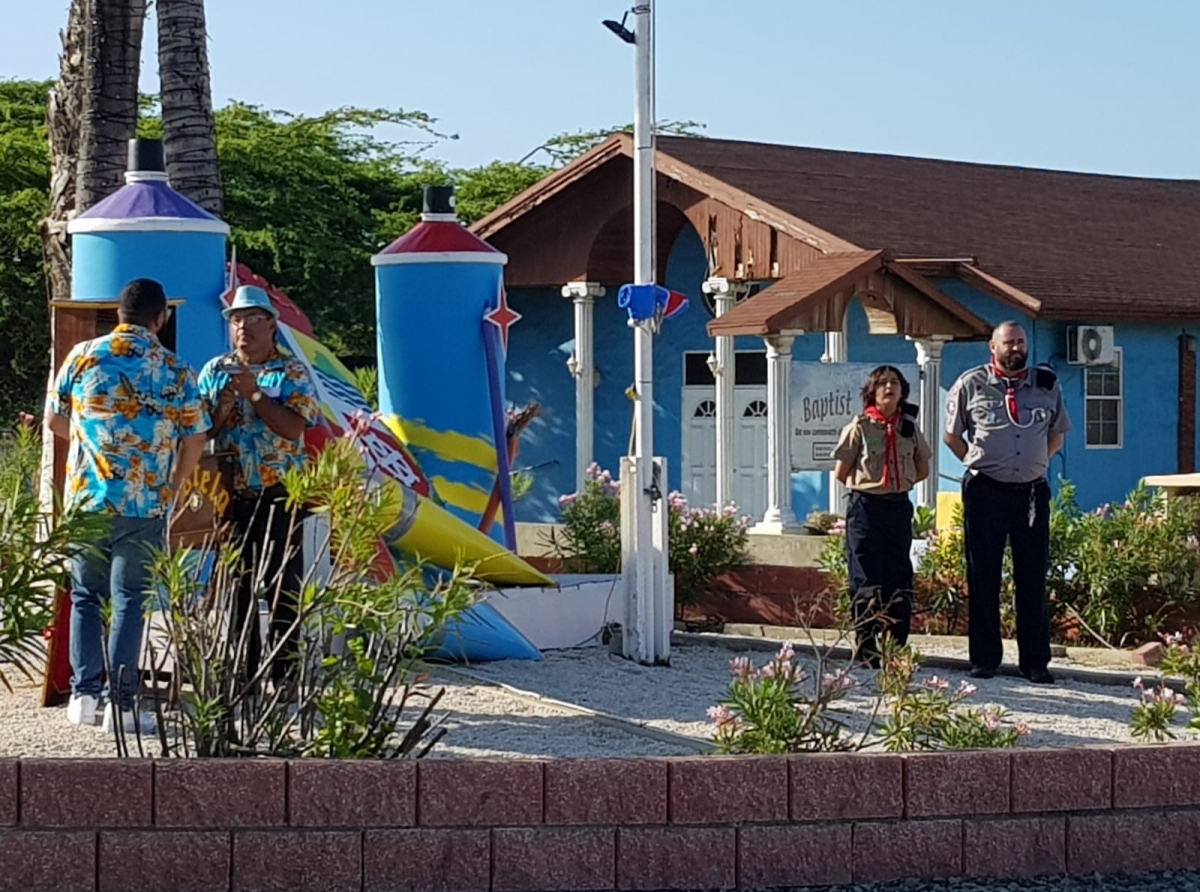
[969,667,996,680]
[1021,668,1055,685]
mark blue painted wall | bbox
[505,224,1200,522]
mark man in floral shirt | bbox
[45,278,209,733]
[197,285,319,687]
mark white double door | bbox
[680,385,769,521]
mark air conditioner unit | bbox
[1066,325,1115,365]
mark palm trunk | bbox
[158,0,223,214]
[76,0,148,211]
[42,0,87,305]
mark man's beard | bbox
[999,352,1027,373]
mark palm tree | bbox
[157,0,222,214]
[75,0,149,210]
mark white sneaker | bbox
[66,693,100,727]
[102,703,157,736]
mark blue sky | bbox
[4,0,1199,178]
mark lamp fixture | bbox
[601,11,636,44]
[706,353,722,377]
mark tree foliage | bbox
[0,76,704,415]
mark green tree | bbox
[0,79,53,422]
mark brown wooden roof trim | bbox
[955,262,1043,315]
[707,252,992,340]
[472,137,628,239]
[471,133,860,259]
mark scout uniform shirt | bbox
[833,411,932,494]
[49,324,209,517]
[197,349,320,494]
[944,364,1071,485]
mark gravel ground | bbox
[3,636,1196,759]
[466,642,1200,749]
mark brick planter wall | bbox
[3,746,1200,892]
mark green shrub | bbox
[545,464,749,605]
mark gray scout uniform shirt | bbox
[944,364,1071,484]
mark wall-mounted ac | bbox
[1066,325,1115,365]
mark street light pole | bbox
[614,0,670,665]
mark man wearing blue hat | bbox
[198,285,319,688]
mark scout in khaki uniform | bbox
[944,321,1070,685]
[834,365,931,667]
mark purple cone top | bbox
[69,178,229,234]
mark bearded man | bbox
[944,321,1070,685]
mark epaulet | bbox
[1034,364,1057,389]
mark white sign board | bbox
[790,362,920,470]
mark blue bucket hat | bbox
[222,285,279,320]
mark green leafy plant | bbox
[0,418,111,691]
[803,509,839,534]
[912,505,937,538]
[544,464,749,605]
[1129,632,1200,742]
[136,421,476,759]
[708,639,1031,754]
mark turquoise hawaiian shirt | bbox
[49,324,210,518]
[197,348,320,493]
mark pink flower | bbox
[558,493,578,507]
[707,704,734,726]
[922,676,950,692]
[17,411,35,426]
[822,670,856,693]
[957,680,978,697]
[1015,721,1031,737]
[729,656,752,681]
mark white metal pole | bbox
[630,0,665,664]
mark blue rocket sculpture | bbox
[67,138,229,369]
[372,185,520,547]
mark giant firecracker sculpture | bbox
[371,186,521,548]
[42,143,546,705]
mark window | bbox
[1085,348,1122,448]
[693,400,716,418]
[683,351,767,386]
[743,400,768,418]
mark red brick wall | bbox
[3,746,1200,891]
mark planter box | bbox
[484,575,621,651]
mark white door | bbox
[680,384,768,518]
[681,388,716,508]
[734,390,769,521]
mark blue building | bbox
[471,134,1200,526]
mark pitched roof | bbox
[707,250,991,340]
[657,136,1200,321]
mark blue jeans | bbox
[68,515,166,709]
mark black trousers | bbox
[229,485,306,683]
[962,473,1052,674]
[844,491,914,662]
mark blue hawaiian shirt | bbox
[197,349,320,493]
[49,324,210,518]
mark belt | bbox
[848,489,910,502]
[973,473,1045,490]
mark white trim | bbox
[124,171,169,183]
[419,212,460,222]
[1084,346,1124,450]
[371,250,508,266]
[68,216,230,235]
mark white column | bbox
[908,336,949,510]
[821,318,849,515]
[753,332,802,534]
[562,282,605,492]
[702,277,749,508]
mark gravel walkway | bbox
[2,636,1196,758]
[466,642,1200,749]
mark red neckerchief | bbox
[864,405,901,489]
[990,361,1027,424]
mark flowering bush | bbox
[708,641,1031,753]
[1129,632,1200,742]
[875,645,1029,751]
[546,464,749,605]
[709,643,858,754]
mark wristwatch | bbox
[249,390,264,404]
